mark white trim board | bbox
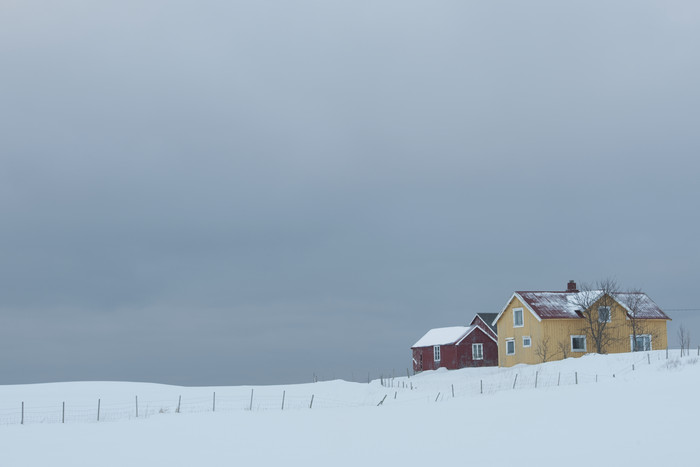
[456,323,498,345]
[492,292,542,328]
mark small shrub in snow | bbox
[667,357,699,370]
[665,358,681,370]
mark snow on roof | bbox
[515,291,601,319]
[613,292,670,319]
[412,326,473,348]
[513,290,670,320]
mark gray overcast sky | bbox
[1,1,699,385]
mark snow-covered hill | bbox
[2,350,698,466]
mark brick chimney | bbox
[567,280,578,293]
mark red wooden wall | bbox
[412,326,497,372]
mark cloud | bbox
[0,0,699,384]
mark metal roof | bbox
[473,313,499,334]
[512,290,670,320]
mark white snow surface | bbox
[1,350,698,466]
[412,325,472,347]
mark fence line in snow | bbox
[0,349,695,426]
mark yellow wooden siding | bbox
[496,294,669,367]
[496,296,547,366]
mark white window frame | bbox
[522,336,531,348]
[513,308,524,328]
[506,338,515,355]
[433,345,441,362]
[571,335,587,353]
[472,343,484,360]
[598,306,611,323]
[630,334,652,351]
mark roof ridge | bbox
[517,290,606,293]
[516,290,578,294]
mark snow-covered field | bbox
[1,350,698,466]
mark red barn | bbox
[411,323,498,372]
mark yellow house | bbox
[493,280,671,367]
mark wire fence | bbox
[1,349,697,426]
[408,348,699,403]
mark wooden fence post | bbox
[648,353,651,365]
[435,392,441,402]
[177,395,181,414]
[249,389,254,411]
[451,384,454,397]
[512,374,518,389]
[281,391,285,411]
[62,402,65,424]
[21,401,24,425]
[97,399,101,422]
[575,372,578,384]
[557,372,561,386]
[480,379,483,394]
[309,395,314,409]
[135,396,138,418]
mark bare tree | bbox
[557,340,569,360]
[572,278,619,354]
[678,324,690,357]
[535,337,551,363]
[619,288,652,352]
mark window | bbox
[522,336,531,348]
[571,335,587,352]
[598,306,611,323]
[472,343,483,360]
[506,339,515,355]
[433,345,441,362]
[513,308,524,327]
[631,335,652,351]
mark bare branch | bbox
[620,288,648,351]
[535,337,551,363]
[572,279,620,354]
[557,340,569,360]
[678,324,690,356]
